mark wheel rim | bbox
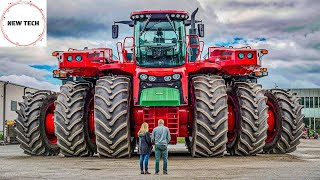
[45,102,57,144]
[227,95,236,143]
[266,101,276,143]
[88,97,96,143]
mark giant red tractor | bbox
[16,9,304,157]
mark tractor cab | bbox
[132,11,188,67]
[113,10,204,67]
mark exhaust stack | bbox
[189,8,199,35]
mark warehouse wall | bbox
[0,83,4,133]
[0,81,37,137]
[290,88,320,131]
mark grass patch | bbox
[0,132,3,141]
[316,129,320,135]
[177,137,185,144]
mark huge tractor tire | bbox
[94,76,131,158]
[263,89,304,153]
[15,91,59,155]
[227,82,268,156]
[54,82,96,157]
[190,75,228,157]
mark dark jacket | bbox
[138,132,152,154]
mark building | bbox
[289,88,320,131]
[0,80,38,141]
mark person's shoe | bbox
[144,171,151,175]
[154,172,159,175]
[140,171,144,174]
[164,172,168,175]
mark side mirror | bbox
[184,20,191,26]
[112,25,119,39]
[198,24,204,37]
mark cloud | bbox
[47,0,201,38]
[48,17,108,38]
[0,75,60,91]
[0,61,50,78]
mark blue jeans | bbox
[155,145,168,173]
[139,154,150,171]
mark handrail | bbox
[186,35,200,62]
[116,42,123,62]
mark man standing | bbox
[151,119,171,175]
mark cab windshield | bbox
[134,17,186,67]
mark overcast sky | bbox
[0,0,319,91]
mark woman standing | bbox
[138,122,152,174]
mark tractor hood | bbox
[139,87,180,106]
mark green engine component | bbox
[139,87,180,106]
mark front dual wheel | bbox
[190,75,228,157]
[94,76,131,158]
[186,78,269,157]
[52,76,132,158]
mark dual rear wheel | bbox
[263,89,304,153]
[16,91,59,155]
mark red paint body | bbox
[45,102,57,144]
[132,107,189,143]
[88,97,96,143]
[227,96,237,143]
[266,101,276,143]
[52,10,267,144]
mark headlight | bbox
[181,14,185,19]
[176,14,181,18]
[135,15,140,19]
[238,53,244,59]
[172,74,181,80]
[131,15,135,20]
[75,55,82,62]
[148,76,156,81]
[139,74,148,80]
[247,53,253,59]
[140,14,145,18]
[164,76,172,81]
[171,14,175,18]
[67,55,72,62]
